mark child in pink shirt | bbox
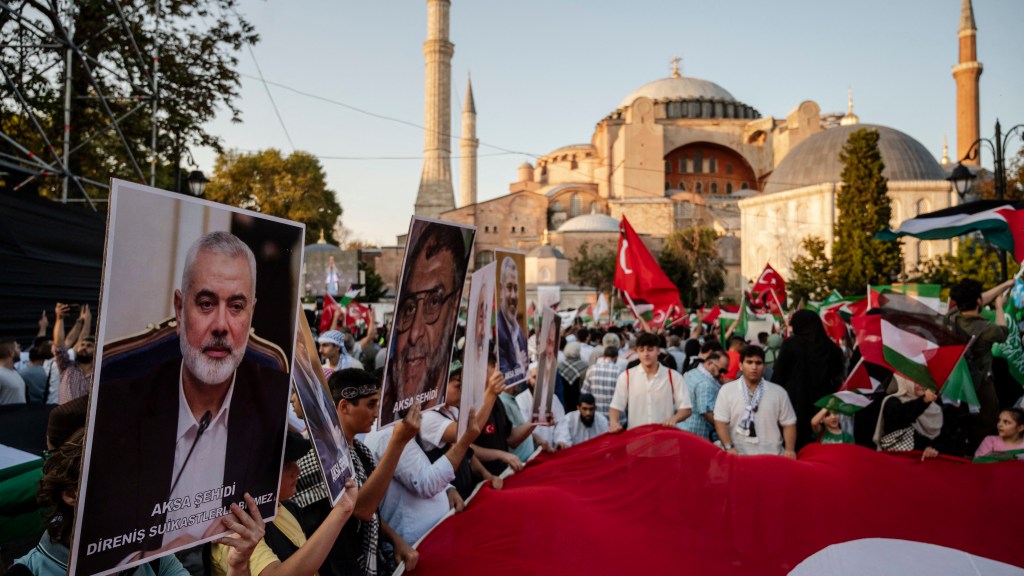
[975,408,1024,460]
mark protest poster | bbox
[379,216,476,428]
[459,262,496,439]
[291,315,352,505]
[72,179,302,576]
[532,307,561,424]
[494,249,528,388]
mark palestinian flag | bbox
[338,286,363,307]
[994,276,1024,389]
[578,303,594,324]
[869,283,942,313]
[851,309,978,410]
[876,199,1024,262]
[815,359,892,415]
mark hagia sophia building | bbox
[313,0,982,309]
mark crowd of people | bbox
[3,273,1024,576]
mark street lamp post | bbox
[946,119,1024,281]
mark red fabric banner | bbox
[413,426,1024,575]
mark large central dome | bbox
[619,76,738,108]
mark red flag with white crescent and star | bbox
[613,216,682,326]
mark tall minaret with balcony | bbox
[415,0,456,218]
[952,0,982,165]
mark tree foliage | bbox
[658,227,726,307]
[788,236,832,304]
[568,242,616,294]
[831,128,903,294]
[0,0,256,200]
[205,149,342,245]
[358,263,388,302]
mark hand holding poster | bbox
[532,307,561,425]
[459,262,496,439]
[292,315,352,505]
[494,250,528,388]
[379,216,476,428]
[73,180,302,576]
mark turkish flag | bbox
[613,216,681,325]
[319,293,340,333]
[345,301,373,330]
[751,262,787,309]
[413,426,1024,575]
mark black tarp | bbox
[0,192,105,345]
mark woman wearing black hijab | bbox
[771,309,846,450]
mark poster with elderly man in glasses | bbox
[379,216,476,428]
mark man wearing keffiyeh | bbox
[713,346,798,459]
[325,368,421,575]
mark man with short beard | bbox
[496,256,529,386]
[80,231,290,572]
[554,393,609,449]
[52,302,95,403]
[381,222,467,427]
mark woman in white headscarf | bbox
[873,374,945,459]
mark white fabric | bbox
[788,538,1023,576]
[553,410,609,447]
[515,389,565,446]
[165,366,234,545]
[713,378,796,455]
[609,365,690,427]
[0,366,26,404]
[420,407,458,452]
[363,425,455,545]
[43,358,59,404]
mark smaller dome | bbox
[518,161,534,169]
[558,214,620,233]
[528,245,566,259]
[304,242,341,254]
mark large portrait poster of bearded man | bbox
[71,179,303,576]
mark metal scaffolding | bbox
[0,0,161,209]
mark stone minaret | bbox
[415,0,456,218]
[459,77,478,208]
[952,0,982,166]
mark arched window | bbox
[708,157,717,173]
[570,193,582,216]
[665,160,671,173]
[589,201,600,214]
[679,157,687,173]
[915,198,930,217]
[510,226,516,233]
[693,152,703,173]
[520,226,525,233]
[710,182,718,194]
[726,183,733,194]
[726,163,734,174]
[665,181,671,191]
[741,181,749,190]
[695,182,703,194]
[679,181,686,192]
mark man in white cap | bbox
[319,329,356,379]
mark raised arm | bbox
[353,404,421,521]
